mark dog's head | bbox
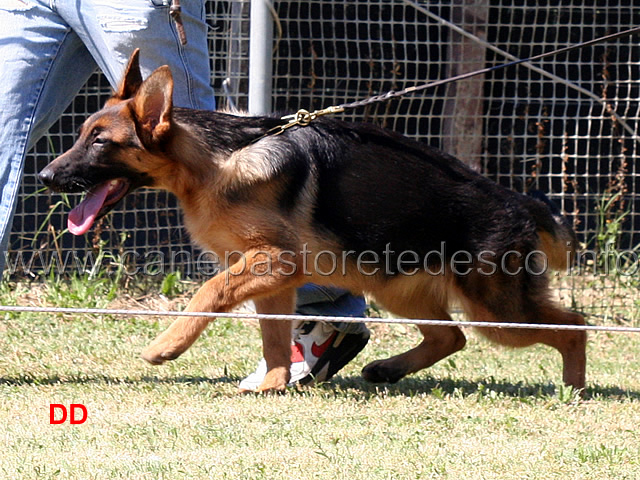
[38,49,176,235]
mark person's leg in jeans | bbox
[0,0,214,273]
[0,1,99,272]
[57,0,214,110]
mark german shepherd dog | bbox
[39,50,586,392]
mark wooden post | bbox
[442,0,489,171]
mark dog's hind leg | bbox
[362,317,467,384]
[362,277,466,384]
[538,307,586,390]
[482,308,586,390]
[468,298,586,390]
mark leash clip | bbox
[280,105,346,129]
[260,112,309,139]
[263,109,314,138]
[251,105,346,144]
[280,109,312,128]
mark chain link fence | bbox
[10,0,639,317]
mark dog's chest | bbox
[186,219,237,253]
[180,201,241,257]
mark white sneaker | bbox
[238,321,369,391]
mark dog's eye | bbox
[93,137,108,146]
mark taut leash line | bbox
[268,26,640,136]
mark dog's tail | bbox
[525,190,578,271]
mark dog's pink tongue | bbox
[68,183,111,236]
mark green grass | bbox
[1,278,639,479]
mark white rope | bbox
[1,304,639,333]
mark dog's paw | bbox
[252,367,289,394]
[362,360,408,384]
[238,384,287,395]
[141,341,184,365]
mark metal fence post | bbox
[248,0,273,115]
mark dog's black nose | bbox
[38,167,56,187]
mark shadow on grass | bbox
[322,375,640,401]
[1,372,638,401]
[0,373,239,388]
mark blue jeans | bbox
[296,284,369,335]
[0,0,214,267]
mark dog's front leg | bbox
[141,247,301,385]
[250,292,297,393]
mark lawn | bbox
[0,277,639,479]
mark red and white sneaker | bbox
[238,321,370,391]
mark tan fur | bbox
[538,230,574,271]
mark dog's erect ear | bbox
[112,49,143,102]
[132,65,174,142]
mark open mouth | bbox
[68,178,131,235]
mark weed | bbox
[594,191,633,274]
[555,384,582,405]
[160,271,190,299]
